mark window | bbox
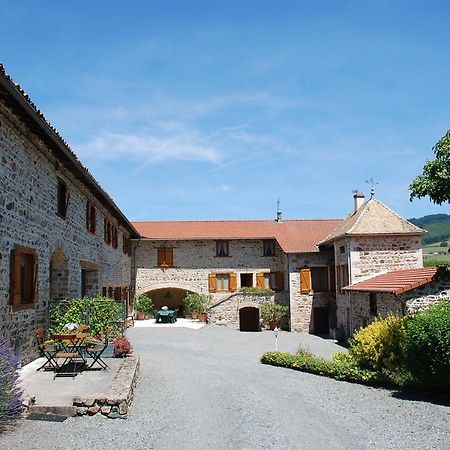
[311,267,329,292]
[263,239,276,256]
[86,201,96,234]
[112,226,118,249]
[104,219,111,244]
[157,248,173,267]
[369,293,377,316]
[336,264,349,293]
[339,245,345,254]
[240,273,253,288]
[123,235,131,256]
[208,272,237,292]
[216,240,229,257]
[10,245,38,308]
[57,178,69,219]
[257,271,284,291]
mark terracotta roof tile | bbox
[343,267,438,295]
[132,219,342,253]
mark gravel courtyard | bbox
[1,325,449,450]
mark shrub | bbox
[260,302,289,323]
[49,296,123,339]
[403,300,450,389]
[0,339,22,425]
[349,315,407,372]
[133,294,153,315]
[261,351,386,385]
[240,287,274,295]
[184,293,211,315]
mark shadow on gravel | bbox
[391,390,450,407]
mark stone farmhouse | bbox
[1,63,448,363]
[0,65,139,362]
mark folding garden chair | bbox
[85,337,109,370]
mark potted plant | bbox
[113,336,132,357]
[260,302,289,330]
[133,294,153,320]
[184,293,211,322]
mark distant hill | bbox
[409,214,450,245]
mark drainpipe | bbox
[131,238,142,300]
[287,253,291,331]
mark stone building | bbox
[0,65,139,362]
[132,219,341,332]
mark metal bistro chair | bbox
[85,336,109,370]
[52,334,84,379]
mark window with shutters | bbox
[57,178,69,219]
[311,267,329,292]
[104,219,112,244]
[10,245,38,308]
[263,239,276,256]
[123,235,131,256]
[337,264,349,293]
[257,271,284,291]
[157,248,173,267]
[112,226,118,249]
[86,201,96,234]
[216,240,229,257]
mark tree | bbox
[410,129,450,205]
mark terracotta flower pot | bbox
[197,312,208,323]
[136,312,146,320]
[269,320,279,330]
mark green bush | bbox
[133,294,153,315]
[349,315,407,372]
[261,351,386,385]
[184,293,211,314]
[49,296,123,339]
[403,300,450,389]
[240,287,274,295]
[260,302,289,323]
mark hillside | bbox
[409,214,450,245]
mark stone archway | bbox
[50,248,69,300]
[144,288,192,318]
[239,307,260,332]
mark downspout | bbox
[131,238,142,301]
[287,252,291,331]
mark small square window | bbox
[311,267,329,292]
[263,239,276,256]
[216,240,229,257]
[339,245,345,254]
[240,273,253,288]
[158,248,173,267]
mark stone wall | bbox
[349,235,422,283]
[134,238,289,329]
[288,252,334,332]
[0,101,132,363]
[403,279,450,314]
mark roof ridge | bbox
[131,218,343,224]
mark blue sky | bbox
[1,1,450,221]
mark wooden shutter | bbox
[86,201,90,230]
[256,272,265,288]
[10,248,20,305]
[102,286,107,297]
[229,272,237,292]
[208,273,217,293]
[276,272,285,291]
[65,190,70,216]
[114,286,122,301]
[343,265,349,288]
[166,248,173,267]
[300,267,311,293]
[157,248,165,266]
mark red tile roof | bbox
[132,219,342,253]
[343,267,438,295]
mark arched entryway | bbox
[239,307,260,332]
[50,249,69,300]
[144,288,191,318]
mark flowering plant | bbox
[113,337,132,357]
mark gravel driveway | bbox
[1,326,449,449]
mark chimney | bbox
[275,198,283,223]
[353,192,365,212]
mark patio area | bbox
[19,356,139,419]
